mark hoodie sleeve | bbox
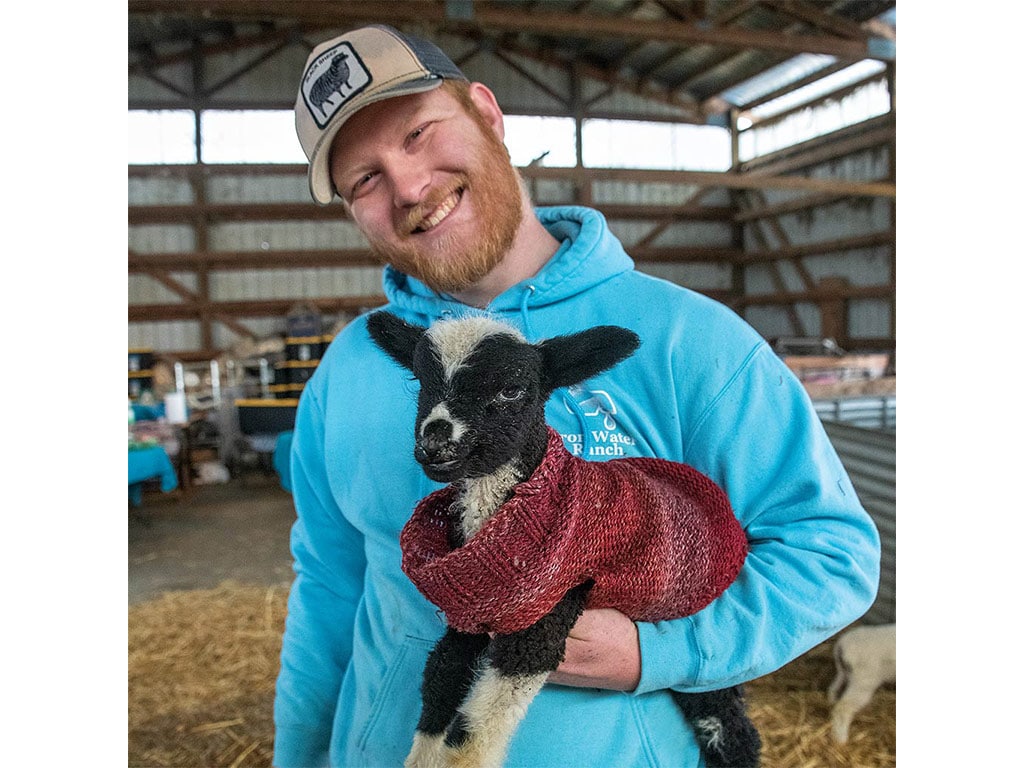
[633,342,881,695]
[273,385,368,767]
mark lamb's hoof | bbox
[405,731,450,768]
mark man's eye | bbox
[406,124,430,147]
[351,172,377,196]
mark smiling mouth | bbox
[411,188,463,234]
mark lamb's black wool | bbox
[367,310,760,768]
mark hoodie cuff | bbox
[632,617,702,697]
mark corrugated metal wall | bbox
[821,419,896,625]
[129,32,892,357]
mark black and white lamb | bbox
[367,311,761,768]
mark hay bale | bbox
[128,582,895,767]
[128,581,289,767]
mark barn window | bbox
[127,110,197,164]
[200,110,306,164]
[737,61,891,161]
[582,120,731,171]
[503,115,577,167]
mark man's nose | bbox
[389,160,431,209]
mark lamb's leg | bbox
[443,582,593,768]
[405,628,490,768]
[827,644,848,704]
[672,686,761,768]
[830,677,881,744]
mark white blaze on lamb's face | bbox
[426,316,526,383]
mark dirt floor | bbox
[128,473,297,605]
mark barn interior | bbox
[127,2,897,767]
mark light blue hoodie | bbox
[273,206,880,768]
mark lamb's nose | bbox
[417,419,454,461]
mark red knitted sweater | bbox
[400,427,748,635]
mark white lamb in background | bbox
[827,622,896,744]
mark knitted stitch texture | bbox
[400,427,748,635]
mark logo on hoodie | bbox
[559,386,638,458]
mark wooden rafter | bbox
[202,37,294,97]
[525,166,895,197]
[130,296,386,322]
[739,231,894,265]
[491,49,570,108]
[128,1,895,60]
[496,38,702,118]
[695,2,890,113]
[741,198,807,336]
[133,263,260,339]
[732,184,888,223]
[129,24,307,75]
[128,201,733,226]
[760,1,870,40]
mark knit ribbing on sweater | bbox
[400,427,748,635]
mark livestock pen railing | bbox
[820,419,896,626]
[814,394,896,431]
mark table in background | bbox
[129,445,178,506]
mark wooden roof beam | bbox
[525,166,895,197]
[129,296,386,322]
[760,1,871,40]
[128,1,896,60]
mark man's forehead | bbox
[329,87,460,172]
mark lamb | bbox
[308,52,351,119]
[367,311,761,768]
[827,622,896,744]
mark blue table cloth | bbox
[128,445,178,506]
[273,431,293,493]
[131,402,165,422]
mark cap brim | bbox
[308,77,446,205]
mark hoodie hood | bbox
[381,205,634,324]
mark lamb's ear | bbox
[538,326,640,392]
[366,311,425,372]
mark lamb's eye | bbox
[495,387,524,404]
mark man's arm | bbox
[273,385,368,768]
[553,343,879,694]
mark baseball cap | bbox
[295,25,468,205]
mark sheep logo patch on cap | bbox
[300,41,372,129]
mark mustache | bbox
[399,174,469,237]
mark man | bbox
[275,24,880,768]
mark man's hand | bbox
[548,608,641,692]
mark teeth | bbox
[417,191,459,232]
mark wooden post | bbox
[818,277,850,348]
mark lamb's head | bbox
[367,311,640,483]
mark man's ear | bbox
[467,82,505,142]
[538,326,640,393]
[366,311,425,372]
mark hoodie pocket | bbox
[356,635,435,756]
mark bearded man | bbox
[275,24,880,768]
